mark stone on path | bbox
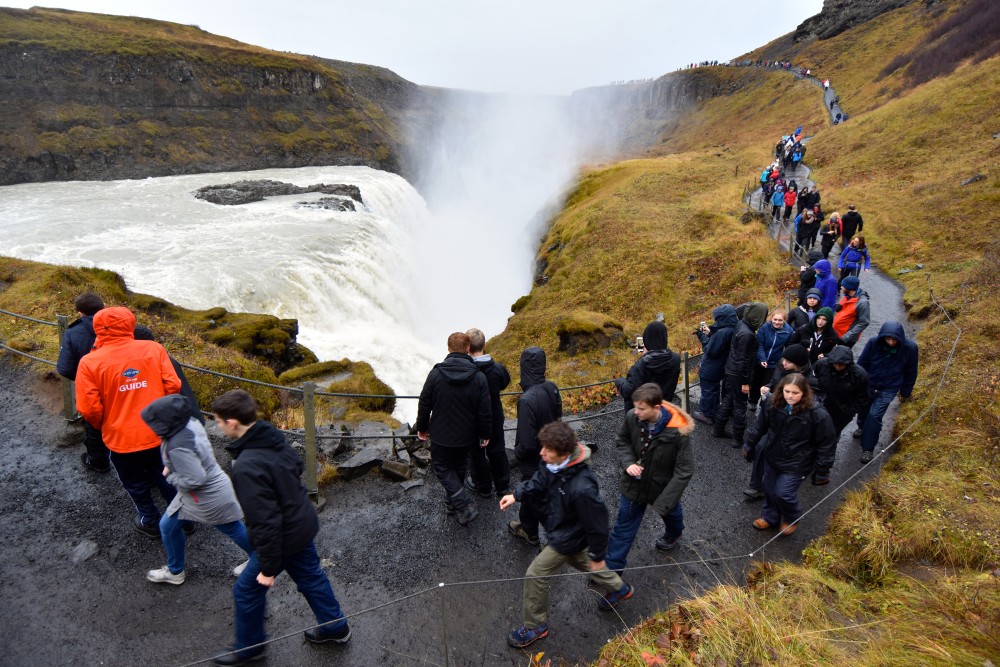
[71,540,98,563]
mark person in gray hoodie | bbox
[140,394,252,585]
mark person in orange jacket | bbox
[76,306,183,537]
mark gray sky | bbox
[5,1,824,93]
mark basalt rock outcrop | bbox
[793,0,923,41]
[194,179,363,206]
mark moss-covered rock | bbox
[555,310,624,356]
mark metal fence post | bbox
[303,381,318,499]
[681,351,690,413]
[56,314,75,420]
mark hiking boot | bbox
[147,566,185,585]
[464,477,493,499]
[80,452,110,473]
[693,411,713,426]
[456,505,479,526]
[132,515,160,540]
[598,582,634,611]
[732,429,745,448]
[444,501,456,516]
[655,535,679,552]
[507,520,539,546]
[212,646,267,666]
[752,518,772,530]
[742,487,764,501]
[852,428,862,439]
[507,623,549,648]
[860,450,873,464]
[233,560,249,577]
[779,522,798,536]
[712,423,731,439]
[304,623,351,644]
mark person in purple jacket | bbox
[811,259,839,309]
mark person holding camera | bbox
[616,321,681,410]
[693,304,738,425]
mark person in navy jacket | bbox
[855,321,919,463]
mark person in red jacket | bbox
[783,187,797,221]
[75,306,183,537]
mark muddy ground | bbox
[0,267,910,667]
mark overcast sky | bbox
[5,1,824,94]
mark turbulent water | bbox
[0,166,449,420]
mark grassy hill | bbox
[492,0,1000,663]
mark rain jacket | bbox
[514,347,562,468]
[814,346,869,424]
[838,245,871,272]
[56,314,97,381]
[226,420,316,578]
[514,444,610,560]
[833,288,871,345]
[857,321,919,398]
[770,188,785,207]
[472,354,511,451]
[415,352,492,448]
[696,304,738,382]
[757,321,796,368]
[75,307,182,454]
[746,402,837,475]
[725,303,768,384]
[615,402,694,517]
[619,322,681,408]
[141,394,243,525]
[796,250,824,305]
[841,210,864,239]
[812,260,839,309]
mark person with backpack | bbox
[832,276,871,348]
[838,235,871,281]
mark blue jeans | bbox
[160,511,253,574]
[233,542,347,651]
[605,495,684,572]
[857,388,896,453]
[760,461,806,525]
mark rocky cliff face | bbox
[793,0,923,41]
[0,8,444,185]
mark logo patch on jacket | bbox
[122,368,140,379]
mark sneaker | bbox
[464,477,493,499]
[852,428,862,439]
[212,646,267,666]
[80,452,110,473]
[742,487,764,500]
[456,505,479,526]
[233,560,249,577]
[693,411,713,425]
[655,535,679,551]
[304,623,351,644]
[132,515,160,540]
[147,566,185,585]
[507,520,539,546]
[860,450,873,464]
[598,582,634,611]
[507,623,549,648]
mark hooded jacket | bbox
[788,288,822,330]
[620,322,681,408]
[226,421,317,577]
[471,354,511,450]
[725,302,768,384]
[858,321,919,397]
[757,320,796,368]
[838,244,871,271]
[812,260,839,309]
[514,347,562,467]
[75,307,182,454]
[797,250,824,304]
[746,399,837,475]
[841,209,864,239]
[56,314,97,381]
[789,306,840,363]
[514,444,609,560]
[696,304,738,382]
[141,394,243,525]
[615,403,694,516]
[415,352,491,448]
[833,288,871,345]
[814,345,870,423]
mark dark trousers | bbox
[233,542,347,652]
[83,421,110,464]
[760,460,806,526]
[517,491,545,539]
[716,375,751,444]
[468,437,511,495]
[109,447,176,526]
[699,376,722,419]
[430,442,473,511]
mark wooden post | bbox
[681,351,690,413]
[303,382,318,500]
[57,314,75,420]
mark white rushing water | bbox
[0,166,441,420]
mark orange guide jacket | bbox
[75,307,182,454]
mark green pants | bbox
[522,545,624,627]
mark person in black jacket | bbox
[694,304,738,424]
[814,345,869,451]
[787,306,840,364]
[744,374,836,535]
[714,302,769,447]
[616,321,681,409]
[513,347,562,476]
[796,249,825,306]
[465,328,512,498]
[210,390,350,665]
[56,291,110,472]
[416,332,492,525]
[840,204,864,241]
[501,421,632,649]
[787,288,821,331]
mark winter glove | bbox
[811,468,831,486]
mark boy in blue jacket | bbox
[856,321,919,463]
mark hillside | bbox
[491,0,1000,663]
[0,7,445,184]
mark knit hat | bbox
[842,276,861,292]
[782,344,810,368]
